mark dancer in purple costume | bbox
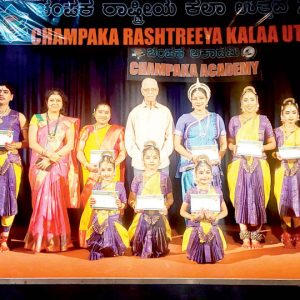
[273,98,300,248]
[180,156,228,264]
[227,86,276,249]
[86,153,129,260]
[0,82,28,252]
[128,141,174,258]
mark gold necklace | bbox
[0,107,11,124]
[94,123,104,130]
[283,124,296,139]
[192,110,208,118]
[46,112,60,142]
[94,123,109,149]
[240,113,256,125]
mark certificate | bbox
[278,146,300,159]
[91,190,118,210]
[191,144,219,161]
[90,149,115,165]
[237,140,263,157]
[0,130,13,147]
[135,195,165,211]
[190,194,221,213]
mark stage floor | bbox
[1,224,300,285]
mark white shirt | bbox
[125,101,174,170]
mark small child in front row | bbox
[86,153,129,260]
[128,141,174,258]
[180,156,228,264]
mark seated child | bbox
[128,141,174,258]
[180,156,228,263]
[83,153,129,260]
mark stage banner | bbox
[127,45,261,82]
[0,0,299,46]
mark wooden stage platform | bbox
[1,224,300,299]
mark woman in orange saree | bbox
[24,89,80,253]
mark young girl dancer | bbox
[128,141,174,258]
[180,156,228,263]
[274,98,300,248]
[85,153,129,260]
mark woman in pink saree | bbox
[24,89,80,253]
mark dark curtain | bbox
[1,42,299,236]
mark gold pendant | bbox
[48,134,56,142]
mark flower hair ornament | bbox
[143,140,158,151]
[102,151,114,158]
[188,78,211,101]
[99,151,115,165]
[281,97,299,112]
[194,155,212,172]
[241,86,258,98]
[142,140,160,157]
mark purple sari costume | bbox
[183,186,226,264]
[86,181,129,260]
[0,110,22,220]
[227,115,274,225]
[274,127,300,217]
[128,172,172,258]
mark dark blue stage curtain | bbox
[0,44,299,235]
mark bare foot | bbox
[281,233,295,249]
[0,242,10,252]
[241,238,251,249]
[251,240,263,249]
[294,234,300,249]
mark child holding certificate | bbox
[180,156,228,264]
[84,153,129,260]
[128,141,174,258]
[273,98,300,248]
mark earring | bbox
[241,107,245,113]
[256,105,259,112]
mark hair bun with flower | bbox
[99,151,115,167]
[281,97,299,112]
[142,140,160,157]
[242,85,257,96]
[194,155,212,173]
[197,155,211,166]
[143,140,157,149]
[102,151,114,158]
